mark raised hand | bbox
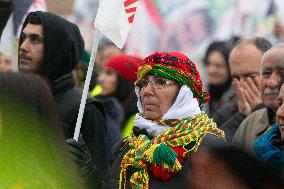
[242,76,262,110]
[233,79,252,116]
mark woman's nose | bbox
[97,73,106,84]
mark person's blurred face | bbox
[19,23,44,72]
[97,68,117,96]
[260,48,284,111]
[229,45,262,87]
[276,84,284,139]
[273,20,284,40]
[188,149,249,189]
[98,45,122,68]
[138,75,180,121]
[0,54,12,72]
[206,51,229,85]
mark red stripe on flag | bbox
[125,7,137,13]
[143,0,162,29]
[128,14,135,24]
[124,0,137,7]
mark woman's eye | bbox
[105,70,114,75]
[137,80,148,88]
[156,78,166,85]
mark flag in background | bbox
[94,0,139,48]
[13,0,47,38]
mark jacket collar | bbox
[51,73,75,96]
[255,107,273,137]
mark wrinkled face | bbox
[229,45,262,82]
[19,23,44,72]
[97,68,117,96]
[206,51,229,85]
[0,54,12,72]
[138,75,180,121]
[261,48,284,111]
[229,45,262,87]
[276,84,284,139]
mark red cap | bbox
[104,54,142,82]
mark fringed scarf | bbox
[119,86,225,189]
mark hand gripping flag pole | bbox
[74,0,139,141]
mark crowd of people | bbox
[0,1,284,189]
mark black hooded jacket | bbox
[20,11,84,81]
[19,11,108,188]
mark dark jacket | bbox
[0,0,12,39]
[53,73,107,188]
[20,11,108,188]
[96,95,123,154]
[102,127,225,189]
[219,103,265,143]
[208,87,236,127]
[233,107,275,155]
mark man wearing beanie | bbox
[18,11,107,188]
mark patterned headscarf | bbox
[135,52,210,105]
[119,52,225,189]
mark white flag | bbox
[94,0,139,48]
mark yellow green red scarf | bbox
[119,112,225,189]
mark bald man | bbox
[216,37,272,142]
[233,43,284,154]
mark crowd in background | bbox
[0,0,284,189]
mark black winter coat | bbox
[53,73,107,188]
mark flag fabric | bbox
[94,0,139,48]
[14,0,47,38]
[74,0,139,140]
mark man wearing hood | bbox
[18,11,107,188]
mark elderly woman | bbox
[254,79,284,167]
[103,52,225,189]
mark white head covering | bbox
[134,85,201,137]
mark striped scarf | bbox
[119,112,225,189]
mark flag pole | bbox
[73,30,102,141]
